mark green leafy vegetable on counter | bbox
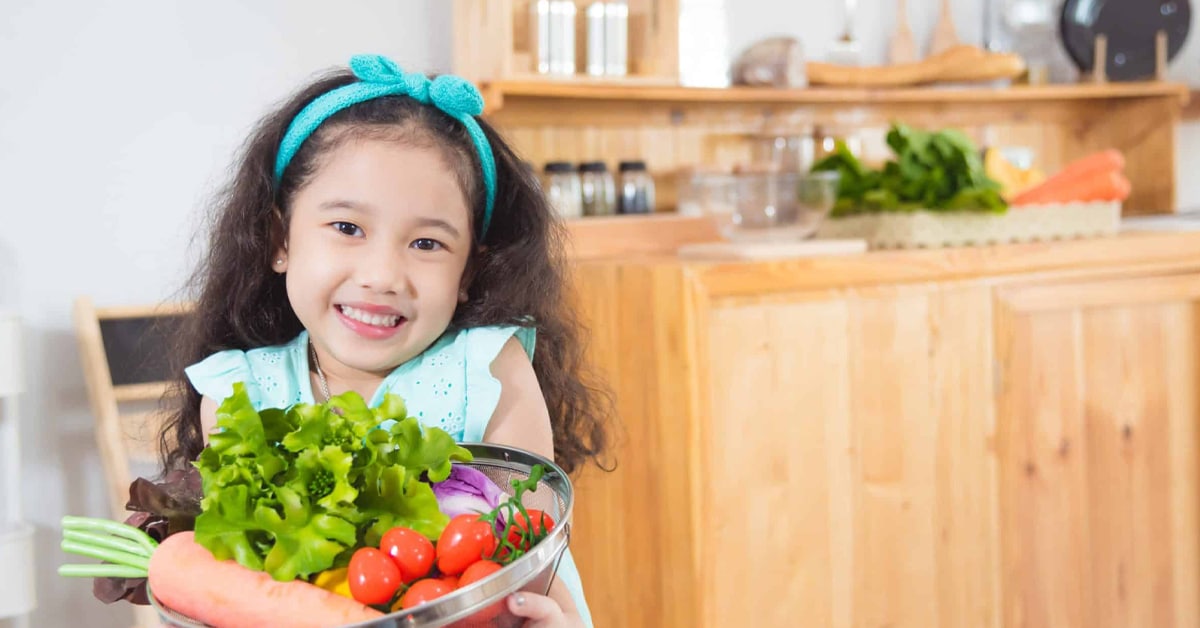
[812,122,1008,217]
[193,383,472,582]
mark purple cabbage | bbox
[432,464,506,522]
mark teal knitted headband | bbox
[274,54,497,237]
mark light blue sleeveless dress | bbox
[184,326,593,626]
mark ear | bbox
[457,270,471,302]
[271,206,289,273]
[458,248,482,303]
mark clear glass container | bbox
[579,161,616,216]
[542,161,582,219]
[604,0,628,76]
[617,160,655,214]
[688,170,840,241]
[530,0,551,74]
[749,134,816,172]
[677,167,736,217]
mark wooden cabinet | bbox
[566,231,1200,628]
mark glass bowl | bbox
[701,170,840,242]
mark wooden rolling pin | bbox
[807,44,1026,88]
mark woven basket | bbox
[815,201,1121,249]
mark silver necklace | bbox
[309,341,331,402]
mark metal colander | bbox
[149,443,573,628]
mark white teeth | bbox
[340,305,400,327]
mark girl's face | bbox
[276,137,472,380]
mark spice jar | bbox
[617,160,655,214]
[579,161,617,216]
[543,161,582,219]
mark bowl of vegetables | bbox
[60,385,573,628]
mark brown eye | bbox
[332,221,363,237]
[411,238,443,251]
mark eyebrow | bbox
[318,199,369,212]
[317,200,463,239]
[414,217,462,240]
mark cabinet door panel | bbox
[995,274,1200,628]
[705,285,999,628]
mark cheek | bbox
[418,260,469,308]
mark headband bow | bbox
[275,54,497,237]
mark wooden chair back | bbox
[72,297,191,518]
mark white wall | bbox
[0,1,449,626]
[0,1,1196,627]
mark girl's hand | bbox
[506,592,586,628]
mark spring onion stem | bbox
[58,563,147,579]
[62,516,158,555]
[64,529,146,558]
[61,539,151,571]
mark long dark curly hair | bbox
[159,67,612,476]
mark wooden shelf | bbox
[484,79,1190,215]
[482,79,1191,112]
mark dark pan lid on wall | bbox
[1060,0,1192,81]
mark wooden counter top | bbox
[677,230,1200,297]
[568,214,1200,296]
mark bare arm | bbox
[484,338,582,621]
[199,395,218,446]
[483,337,555,458]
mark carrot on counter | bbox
[1050,149,1124,182]
[1011,149,1129,206]
[60,519,384,628]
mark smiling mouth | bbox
[337,304,405,328]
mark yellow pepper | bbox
[312,567,353,599]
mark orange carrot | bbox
[1013,170,1130,206]
[148,532,384,628]
[1012,149,1128,206]
[1051,149,1124,182]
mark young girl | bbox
[158,55,611,627]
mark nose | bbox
[355,242,411,295]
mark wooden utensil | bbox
[928,0,960,56]
[807,44,1025,87]
[889,0,917,64]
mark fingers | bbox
[507,591,564,622]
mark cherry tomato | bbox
[440,574,460,589]
[347,547,402,606]
[458,560,505,621]
[507,509,556,549]
[459,560,503,586]
[380,527,435,583]
[393,578,455,611]
[437,514,498,575]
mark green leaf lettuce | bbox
[193,382,472,581]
